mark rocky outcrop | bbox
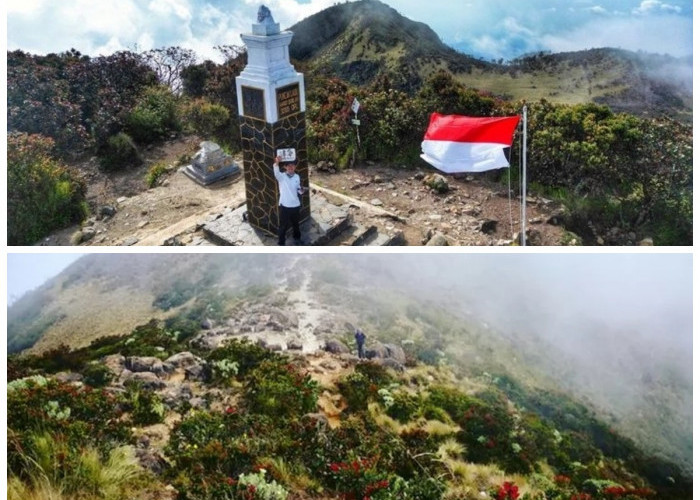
[125,356,173,378]
[324,339,350,354]
[123,371,167,390]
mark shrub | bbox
[126,383,166,425]
[385,390,422,423]
[145,161,169,188]
[82,362,114,388]
[244,361,319,420]
[7,133,87,245]
[179,98,230,138]
[99,132,142,171]
[338,371,376,412]
[237,469,288,499]
[207,338,279,379]
[8,433,144,500]
[327,457,392,500]
[8,379,131,476]
[125,85,181,144]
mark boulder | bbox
[161,383,193,409]
[426,232,449,246]
[324,339,350,354]
[54,371,84,383]
[165,352,204,370]
[125,356,173,378]
[379,358,405,372]
[123,372,166,390]
[423,174,449,193]
[383,343,406,365]
[287,340,304,351]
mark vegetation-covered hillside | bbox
[7,254,692,487]
[8,310,692,500]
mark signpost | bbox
[351,98,361,147]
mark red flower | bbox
[603,486,626,497]
[329,463,341,472]
[225,406,237,414]
[225,477,235,486]
[497,481,519,500]
[554,475,571,484]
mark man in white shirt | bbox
[273,156,305,245]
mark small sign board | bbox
[351,98,361,114]
[351,119,361,126]
[276,148,297,162]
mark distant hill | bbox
[289,0,692,120]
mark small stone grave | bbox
[183,141,240,186]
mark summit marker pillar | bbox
[236,5,309,235]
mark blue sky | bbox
[7,253,83,304]
[5,0,692,62]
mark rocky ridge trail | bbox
[41,136,574,246]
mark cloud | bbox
[633,0,682,15]
[6,0,694,62]
[542,14,692,56]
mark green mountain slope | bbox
[288,0,691,120]
[7,254,692,485]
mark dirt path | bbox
[286,274,327,352]
[41,135,571,246]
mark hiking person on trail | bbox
[273,155,306,246]
[354,328,366,359]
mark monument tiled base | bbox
[202,192,350,246]
[240,113,309,236]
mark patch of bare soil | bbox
[41,135,572,246]
[312,164,571,246]
[39,135,246,246]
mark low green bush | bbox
[82,362,115,388]
[179,98,230,138]
[244,360,319,420]
[7,133,87,245]
[126,383,166,426]
[125,86,180,144]
[207,338,279,380]
[145,161,169,188]
[99,132,142,171]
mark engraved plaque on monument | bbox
[276,83,301,119]
[241,86,265,120]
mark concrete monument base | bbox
[183,141,241,186]
[203,192,351,246]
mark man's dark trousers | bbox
[278,205,301,245]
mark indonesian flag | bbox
[421,113,521,173]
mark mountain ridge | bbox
[287,0,691,119]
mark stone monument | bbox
[236,5,309,235]
[184,141,240,185]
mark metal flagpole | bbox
[521,106,528,246]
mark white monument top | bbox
[252,5,281,36]
[236,4,306,123]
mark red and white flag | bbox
[421,113,521,173]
